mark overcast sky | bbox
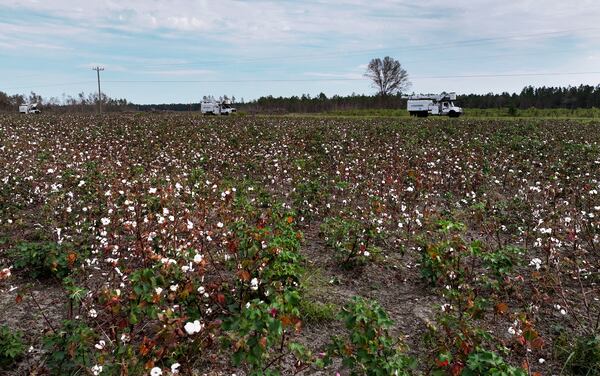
[2,0,600,104]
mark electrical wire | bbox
[4,71,600,91]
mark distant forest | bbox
[239,85,600,113]
[1,85,600,113]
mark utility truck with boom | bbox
[19,103,41,114]
[406,92,462,117]
[201,97,236,115]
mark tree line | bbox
[0,91,131,113]
[459,85,600,109]
[240,85,600,113]
[1,85,600,114]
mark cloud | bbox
[3,1,600,51]
[303,72,363,80]
[141,69,214,76]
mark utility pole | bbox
[92,66,104,114]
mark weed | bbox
[0,325,26,367]
[318,296,415,375]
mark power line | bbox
[415,71,600,79]
[2,81,95,91]
[98,71,600,84]
[3,71,600,93]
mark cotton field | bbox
[1,114,599,375]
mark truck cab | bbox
[220,100,236,115]
[19,103,41,114]
[431,100,462,117]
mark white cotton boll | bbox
[184,320,202,335]
[94,340,105,350]
[529,258,542,270]
[184,322,196,335]
[91,365,103,375]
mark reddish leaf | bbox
[495,302,509,315]
[238,270,251,282]
[451,362,464,376]
[531,337,545,350]
[145,360,154,370]
[436,359,449,367]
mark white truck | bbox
[406,92,462,118]
[201,98,236,115]
[19,103,41,114]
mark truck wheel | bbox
[448,111,460,118]
[417,111,428,118]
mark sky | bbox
[2,0,600,104]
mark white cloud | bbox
[3,1,600,50]
[141,69,214,76]
[304,72,363,80]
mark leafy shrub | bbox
[418,220,476,285]
[222,209,310,374]
[0,325,26,367]
[463,348,526,375]
[320,217,380,269]
[318,296,415,375]
[222,290,307,375]
[228,209,305,303]
[292,179,328,220]
[477,246,523,291]
[479,246,523,278]
[43,320,97,375]
[9,241,85,279]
